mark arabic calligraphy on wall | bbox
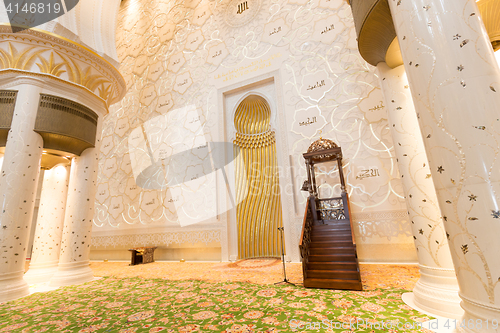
[299,116,317,127]
[96,183,110,204]
[155,23,175,43]
[115,118,130,137]
[140,84,157,107]
[173,72,193,95]
[311,15,346,44]
[156,93,174,113]
[148,61,164,82]
[356,168,381,180]
[185,30,205,51]
[348,158,390,196]
[109,197,124,219]
[207,42,229,67]
[133,54,149,76]
[237,1,249,14]
[291,105,327,139]
[223,0,262,28]
[358,87,387,123]
[300,70,334,102]
[167,52,186,73]
[262,18,289,45]
[192,4,212,26]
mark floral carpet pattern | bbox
[88,260,420,290]
[0,276,432,333]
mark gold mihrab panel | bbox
[233,95,283,259]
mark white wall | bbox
[91,0,417,263]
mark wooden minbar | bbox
[128,247,157,266]
[299,137,362,290]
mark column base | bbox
[404,264,463,319]
[49,260,94,287]
[23,260,59,285]
[456,294,500,333]
[0,271,30,303]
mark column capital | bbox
[0,25,126,111]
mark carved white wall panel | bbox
[56,0,121,63]
[93,0,415,261]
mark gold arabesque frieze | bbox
[0,25,126,107]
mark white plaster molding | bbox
[352,210,412,240]
[458,294,500,333]
[91,229,222,248]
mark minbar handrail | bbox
[299,199,309,248]
[299,196,315,280]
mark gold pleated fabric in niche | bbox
[233,95,283,259]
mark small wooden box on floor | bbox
[128,247,157,266]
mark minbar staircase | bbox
[300,196,362,290]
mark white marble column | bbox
[0,84,44,302]
[388,0,500,330]
[23,165,70,284]
[50,120,102,287]
[377,62,462,318]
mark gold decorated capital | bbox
[477,0,500,51]
[0,25,126,110]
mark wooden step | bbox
[303,278,362,290]
[308,254,356,262]
[307,269,360,280]
[309,247,355,255]
[301,199,361,290]
[307,262,358,270]
[310,240,353,248]
[311,228,351,236]
[320,218,351,225]
[312,223,351,231]
[311,227,351,233]
[313,220,351,227]
[311,234,352,242]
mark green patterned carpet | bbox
[0,277,432,332]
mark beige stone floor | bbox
[87,259,420,290]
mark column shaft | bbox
[388,0,500,329]
[24,165,70,284]
[377,62,462,318]
[0,84,43,302]
[50,120,102,287]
